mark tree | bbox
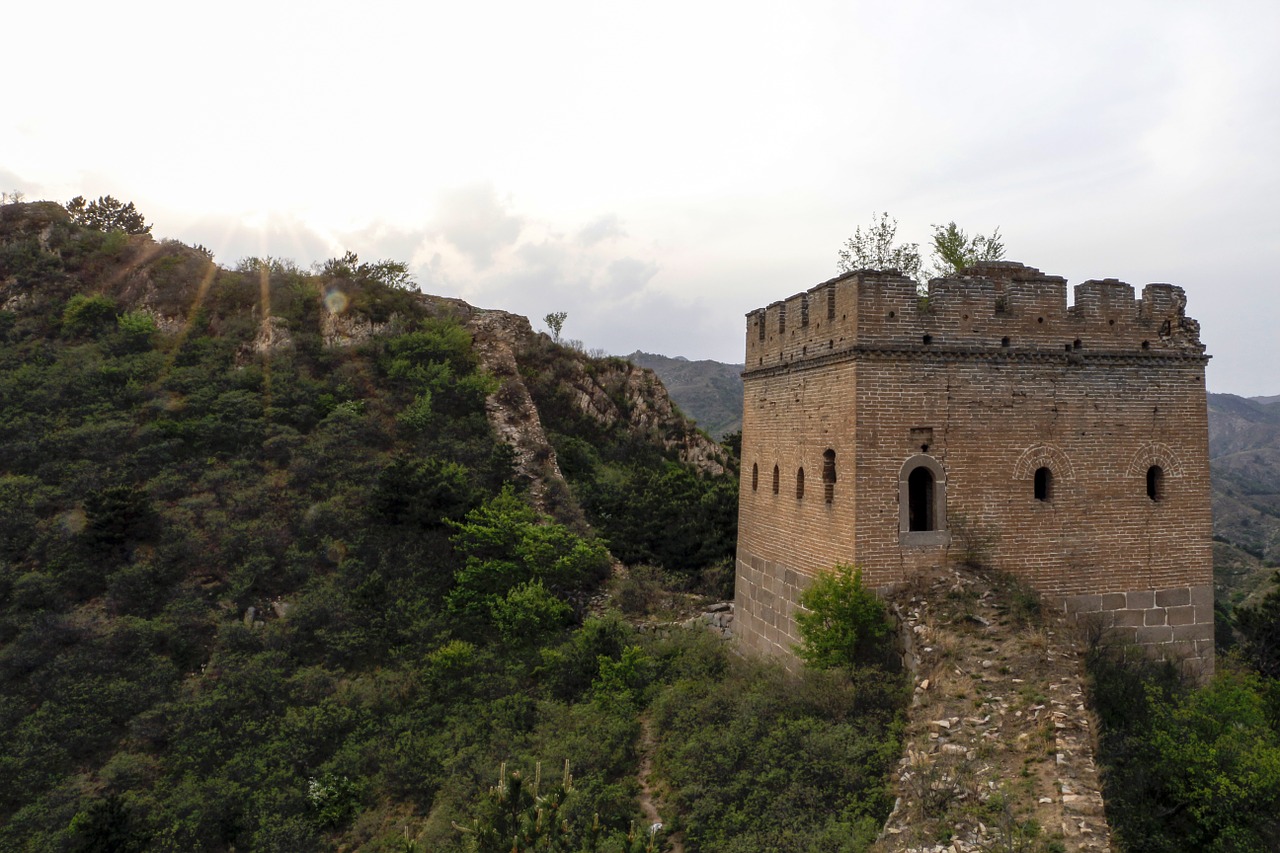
[1,190,25,204]
[794,564,891,669]
[320,250,415,289]
[445,486,610,626]
[543,311,567,342]
[928,221,1005,275]
[66,195,152,235]
[836,212,921,279]
[836,213,1006,284]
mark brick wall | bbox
[736,262,1213,674]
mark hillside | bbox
[625,352,743,440]
[0,199,909,852]
[1207,393,1280,607]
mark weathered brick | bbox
[1101,593,1127,611]
[1172,622,1214,642]
[1136,626,1174,644]
[1126,590,1155,610]
[1112,609,1146,627]
[1155,587,1191,607]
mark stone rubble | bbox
[873,568,1111,853]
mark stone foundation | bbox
[739,549,1216,682]
[734,554,809,669]
[1059,583,1215,678]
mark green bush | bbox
[113,311,158,353]
[794,565,892,670]
[650,647,905,853]
[62,293,118,336]
[447,486,611,627]
[490,581,572,645]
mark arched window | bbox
[1147,465,1164,501]
[908,467,934,531]
[822,449,836,504]
[751,463,758,492]
[772,465,779,495]
[1034,466,1053,502]
[796,468,805,499]
[899,455,948,545]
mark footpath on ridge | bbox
[873,567,1112,853]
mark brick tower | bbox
[734,262,1213,674]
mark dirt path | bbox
[636,714,684,853]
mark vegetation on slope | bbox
[1089,580,1280,852]
[0,199,903,852]
[519,339,739,599]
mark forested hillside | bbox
[0,200,907,852]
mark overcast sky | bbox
[5,0,1277,395]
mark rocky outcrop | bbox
[464,308,728,528]
[546,349,726,477]
[465,308,587,529]
[0,201,69,249]
[320,309,390,347]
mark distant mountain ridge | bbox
[626,350,744,439]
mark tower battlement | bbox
[745,262,1204,373]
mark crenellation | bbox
[1072,278,1136,326]
[744,263,1205,375]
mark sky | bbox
[4,0,1278,395]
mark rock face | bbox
[463,307,727,528]
[551,352,726,477]
[466,308,586,528]
[626,350,745,440]
[874,567,1111,853]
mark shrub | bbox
[795,565,891,670]
[489,581,572,645]
[114,311,158,353]
[62,293,118,336]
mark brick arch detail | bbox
[1127,442,1184,478]
[1012,444,1074,480]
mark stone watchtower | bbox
[734,262,1214,674]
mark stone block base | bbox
[733,552,809,671]
[1058,583,1215,679]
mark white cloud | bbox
[2,0,1276,393]
[576,214,625,246]
[433,184,524,271]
